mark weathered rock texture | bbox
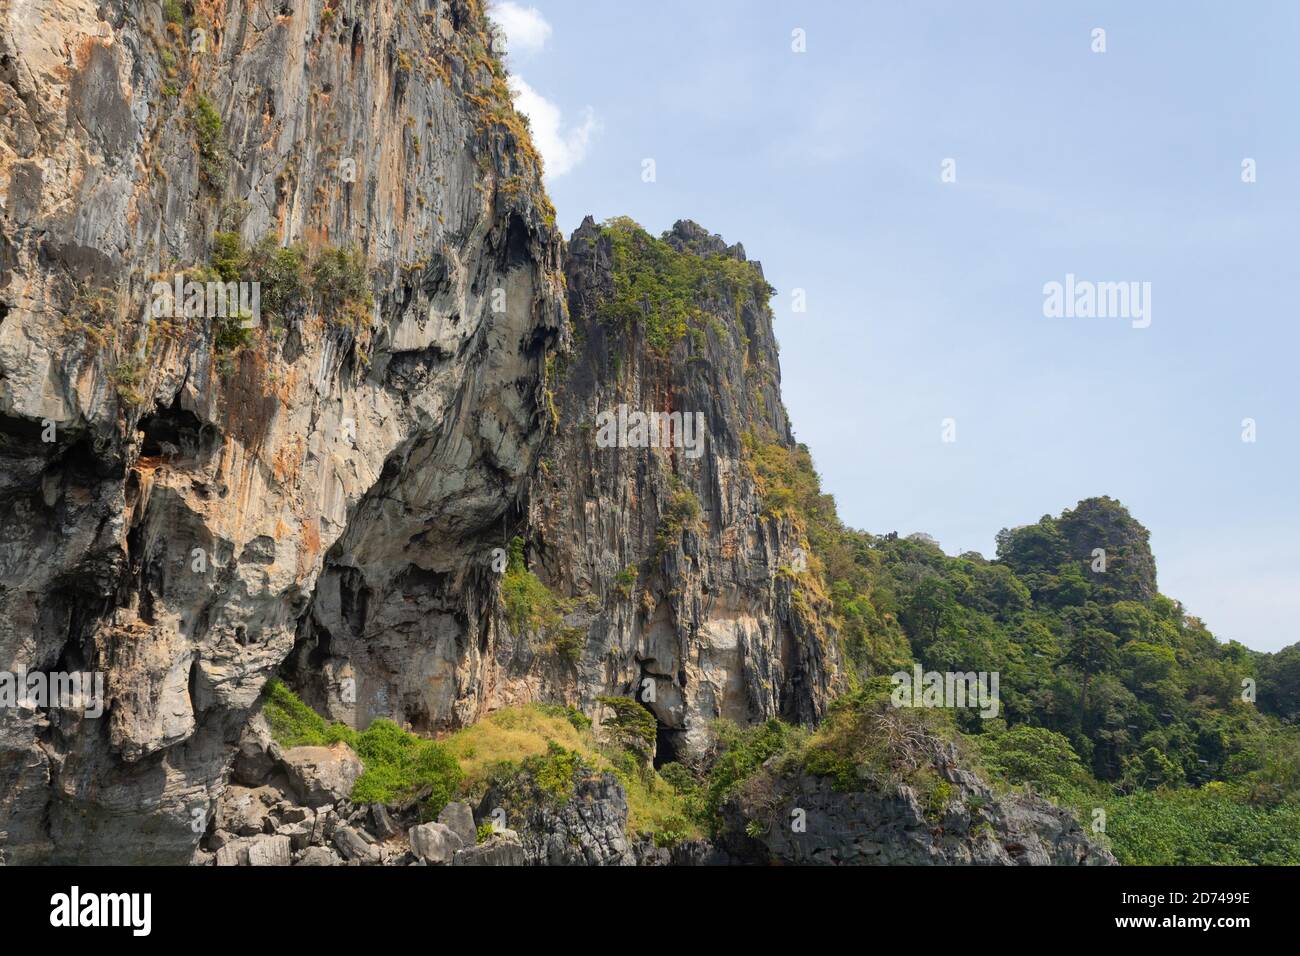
[0,0,562,863]
[519,218,842,759]
[479,765,636,865]
[288,213,844,764]
[717,739,1116,866]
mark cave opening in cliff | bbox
[137,397,207,461]
[653,720,682,769]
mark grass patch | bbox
[499,537,570,636]
[444,703,700,845]
[263,685,696,845]
[261,679,461,819]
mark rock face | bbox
[409,821,463,864]
[279,742,364,807]
[286,214,844,764]
[717,741,1116,866]
[480,766,635,866]
[452,829,525,866]
[516,217,842,759]
[436,800,477,846]
[0,0,562,863]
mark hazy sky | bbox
[491,0,1300,653]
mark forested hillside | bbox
[745,435,1300,862]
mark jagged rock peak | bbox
[571,216,752,267]
[662,219,749,264]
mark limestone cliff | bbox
[0,0,562,863]
[287,214,843,762]
[527,217,842,757]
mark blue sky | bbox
[491,1,1300,653]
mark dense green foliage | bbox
[209,232,371,332]
[1100,786,1300,865]
[347,721,463,816]
[596,217,773,354]
[191,94,225,186]
[738,433,1300,863]
[500,536,569,636]
[261,679,462,819]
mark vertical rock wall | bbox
[0,0,563,863]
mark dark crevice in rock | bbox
[137,397,208,460]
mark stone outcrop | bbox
[285,213,844,766]
[0,0,562,863]
[514,217,843,760]
[279,742,363,807]
[409,821,463,864]
[716,740,1116,866]
[479,765,636,866]
[1058,496,1157,604]
[452,829,524,866]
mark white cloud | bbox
[490,1,552,56]
[508,75,598,178]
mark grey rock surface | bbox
[295,846,343,867]
[452,830,525,866]
[247,834,292,867]
[409,822,463,865]
[717,740,1116,866]
[437,801,477,847]
[0,0,563,863]
[332,825,381,866]
[481,768,635,866]
[280,744,364,808]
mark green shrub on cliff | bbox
[192,94,225,186]
[349,720,463,817]
[596,696,657,765]
[500,536,569,636]
[597,217,772,355]
[208,232,369,332]
[655,481,702,554]
[261,679,461,818]
[310,245,373,330]
[262,678,353,747]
